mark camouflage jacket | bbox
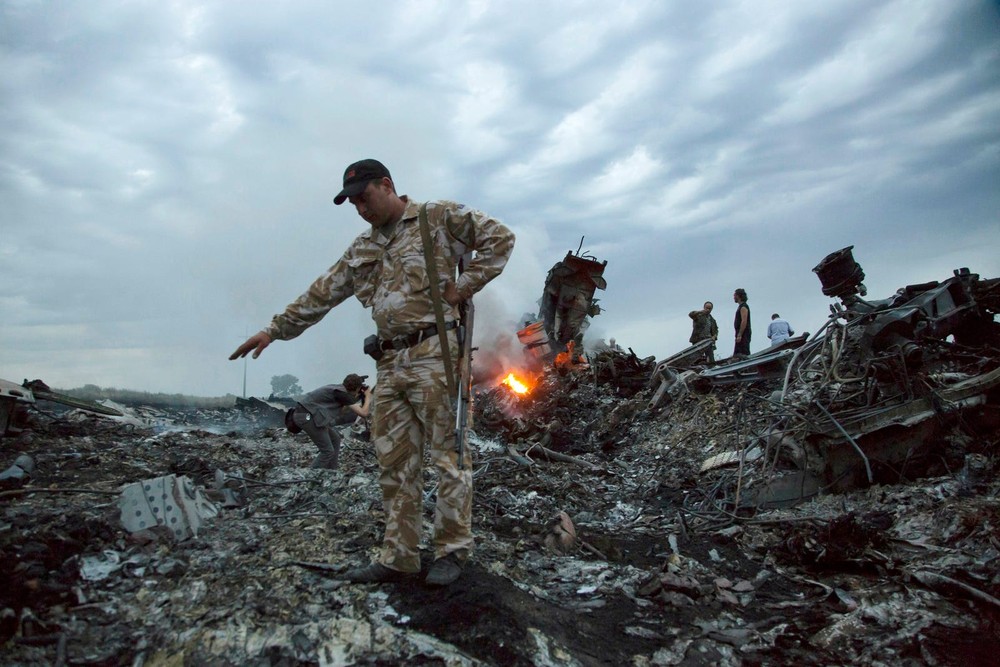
[265,197,515,341]
[689,310,719,344]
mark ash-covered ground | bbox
[2,360,999,666]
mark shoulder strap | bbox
[418,204,457,397]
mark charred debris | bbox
[1,246,999,666]
[488,245,998,504]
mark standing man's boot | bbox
[426,551,466,586]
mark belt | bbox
[380,321,458,352]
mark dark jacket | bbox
[689,310,719,344]
[296,384,360,428]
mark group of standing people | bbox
[688,289,795,361]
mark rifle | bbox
[417,205,474,468]
[454,252,475,469]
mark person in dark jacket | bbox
[285,373,371,470]
[688,301,719,362]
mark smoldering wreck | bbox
[2,246,999,666]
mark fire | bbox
[501,372,530,395]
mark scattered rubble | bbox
[2,378,125,445]
[2,248,999,665]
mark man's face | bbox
[733,292,739,303]
[704,302,713,312]
[349,178,394,228]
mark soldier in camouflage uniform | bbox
[688,301,719,363]
[231,159,515,586]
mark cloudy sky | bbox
[2,0,998,398]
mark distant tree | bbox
[270,374,303,398]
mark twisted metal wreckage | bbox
[651,246,1000,510]
[517,239,607,369]
[0,379,122,437]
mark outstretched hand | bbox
[230,331,273,360]
[443,280,464,306]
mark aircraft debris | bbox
[0,454,34,489]
[518,239,607,368]
[118,474,219,541]
[2,246,998,665]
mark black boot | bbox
[341,562,411,583]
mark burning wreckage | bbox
[486,243,999,504]
[2,244,1000,665]
[486,245,999,492]
[470,245,1000,661]
[517,241,607,370]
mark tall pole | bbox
[238,328,249,398]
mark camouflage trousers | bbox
[371,351,474,572]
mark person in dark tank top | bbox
[733,288,751,356]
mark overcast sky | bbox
[2,0,998,398]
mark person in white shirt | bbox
[767,313,794,347]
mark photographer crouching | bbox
[284,373,372,470]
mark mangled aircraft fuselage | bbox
[783,249,1000,493]
[519,245,607,368]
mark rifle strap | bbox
[418,204,457,397]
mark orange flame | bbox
[501,372,530,395]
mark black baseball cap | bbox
[343,373,369,391]
[333,159,391,205]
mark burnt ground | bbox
[2,372,1000,666]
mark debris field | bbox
[2,251,999,666]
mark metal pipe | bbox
[781,317,835,401]
[813,400,873,484]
